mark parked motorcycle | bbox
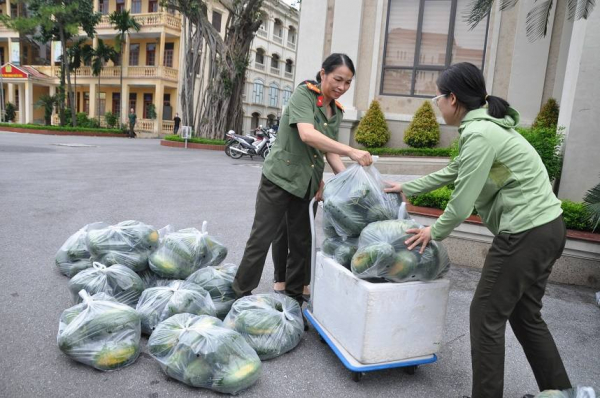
[225,127,264,157]
[227,127,276,160]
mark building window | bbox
[116,0,125,12]
[255,48,265,65]
[99,92,106,116]
[267,114,276,127]
[131,0,141,14]
[129,93,137,114]
[288,26,296,44]
[380,0,489,97]
[251,112,260,129]
[271,54,279,70]
[84,92,90,114]
[282,86,292,106]
[252,80,264,104]
[285,59,293,74]
[143,93,153,119]
[98,0,108,15]
[112,93,121,116]
[129,44,139,66]
[164,43,174,68]
[269,83,279,108]
[149,0,158,13]
[212,11,222,33]
[273,19,283,38]
[146,44,156,66]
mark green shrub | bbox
[146,104,157,120]
[163,135,226,145]
[532,98,559,129]
[4,102,16,122]
[366,147,451,157]
[0,122,123,134]
[582,179,600,232]
[561,200,594,232]
[517,126,563,181]
[409,186,454,211]
[355,100,390,148]
[104,111,119,129]
[404,101,440,148]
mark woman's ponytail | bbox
[486,95,510,119]
[315,72,322,83]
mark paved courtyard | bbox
[0,132,598,398]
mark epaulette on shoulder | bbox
[335,100,345,112]
[304,81,321,94]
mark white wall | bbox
[294,1,328,87]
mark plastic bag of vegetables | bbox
[55,222,108,277]
[535,387,597,398]
[57,290,141,371]
[138,269,173,289]
[186,263,239,319]
[149,222,228,279]
[351,219,450,283]
[323,164,402,238]
[148,313,261,394]
[136,280,216,334]
[68,262,145,307]
[223,294,303,360]
[86,220,159,273]
[321,237,358,269]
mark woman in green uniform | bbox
[232,53,372,307]
[386,63,570,398]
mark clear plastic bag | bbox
[186,263,239,319]
[323,164,402,238]
[68,262,145,307]
[57,290,141,371]
[86,220,160,272]
[138,269,173,289]
[148,313,261,395]
[149,222,228,279]
[136,280,216,334]
[321,237,358,269]
[55,222,108,277]
[223,294,303,360]
[351,219,450,283]
[535,387,597,398]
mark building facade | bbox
[0,0,298,136]
[295,0,600,201]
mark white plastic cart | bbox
[304,198,450,382]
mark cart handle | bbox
[308,197,317,311]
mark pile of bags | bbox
[187,263,239,319]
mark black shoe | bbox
[522,395,534,398]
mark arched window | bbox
[273,18,283,39]
[258,12,268,35]
[285,59,293,74]
[252,79,264,104]
[269,82,279,108]
[251,112,261,129]
[267,114,276,128]
[282,86,293,107]
[271,54,280,70]
[255,48,265,65]
[288,26,296,44]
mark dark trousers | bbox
[470,216,571,398]
[129,122,136,138]
[174,125,179,135]
[272,207,316,286]
[233,175,312,300]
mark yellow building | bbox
[0,0,181,136]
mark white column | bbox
[155,83,164,135]
[24,81,33,123]
[557,9,600,201]
[6,0,11,17]
[121,83,129,125]
[506,0,557,125]
[17,84,24,123]
[7,83,15,103]
[294,1,328,88]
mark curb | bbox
[160,140,226,151]
[1,126,127,138]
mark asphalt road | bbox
[0,132,598,398]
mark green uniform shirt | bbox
[128,113,137,125]
[403,107,562,240]
[262,82,344,199]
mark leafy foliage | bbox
[164,135,226,145]
[517,126,564,181]
[35,94,59,126]
[0,123,123,134]
[409,186,455,212]
[582,179,600,232]
[532,98,560,129]
[146,104,157,120]
[355,100,390,148]
[366,147,451,157]
[404,101,440,148]
[104,112,119,129]
[4,103,16,122]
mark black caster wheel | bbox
[403,365,418,375]
[351,371,364,382]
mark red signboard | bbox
[1,64,28,79]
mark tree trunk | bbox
[98,74,101,124]
[60,28,77,127]
[120,35,124,128]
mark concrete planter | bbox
[407,204,600,289]
[0,126,127,138]
[160,139,226,151]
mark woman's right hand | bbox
[349,149,373,166]
[384,182,402,193]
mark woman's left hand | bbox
[405,226,432,254]
[315,181,325,202]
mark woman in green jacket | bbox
[386,63,571,398]
[232,54,372,309]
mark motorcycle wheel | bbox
[261,146,271,159]
[229,142,244,159]
[224,140,234,157]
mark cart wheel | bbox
[403,365,418,375]
[351,372,363,382]
[318,335,326,344]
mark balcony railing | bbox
[287,41,296,50]
[257,29,268,38]
[284,71,293,79]
[273,35,283,44]
[96,12,182,30]
[270,67,280,76]
[254,63,265,71]
[137,119,155,132]
[162,120,174,134]
[34,65,178,81]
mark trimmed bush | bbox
[164,135,226,145]
[4,102,16,122]
[404,101,440,148]
[517,126,563,181]
[355,100,390,148]
[366,147,451,157]
[104,111,119,129]
[409,186,454,211]
[532,98,559,129]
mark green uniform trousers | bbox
[233,174,312,300]
[470,215,571,398]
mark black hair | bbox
[436,62,510,119]
[315,53,356,83]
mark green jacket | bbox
[262,82,344,199]
[402,107,562,240]
[128,113,137,125]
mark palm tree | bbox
[109,9,141,125]
[35,94,58,126]
[83,39,118,124]
[583,178,600,232]
[467,0,596,41]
